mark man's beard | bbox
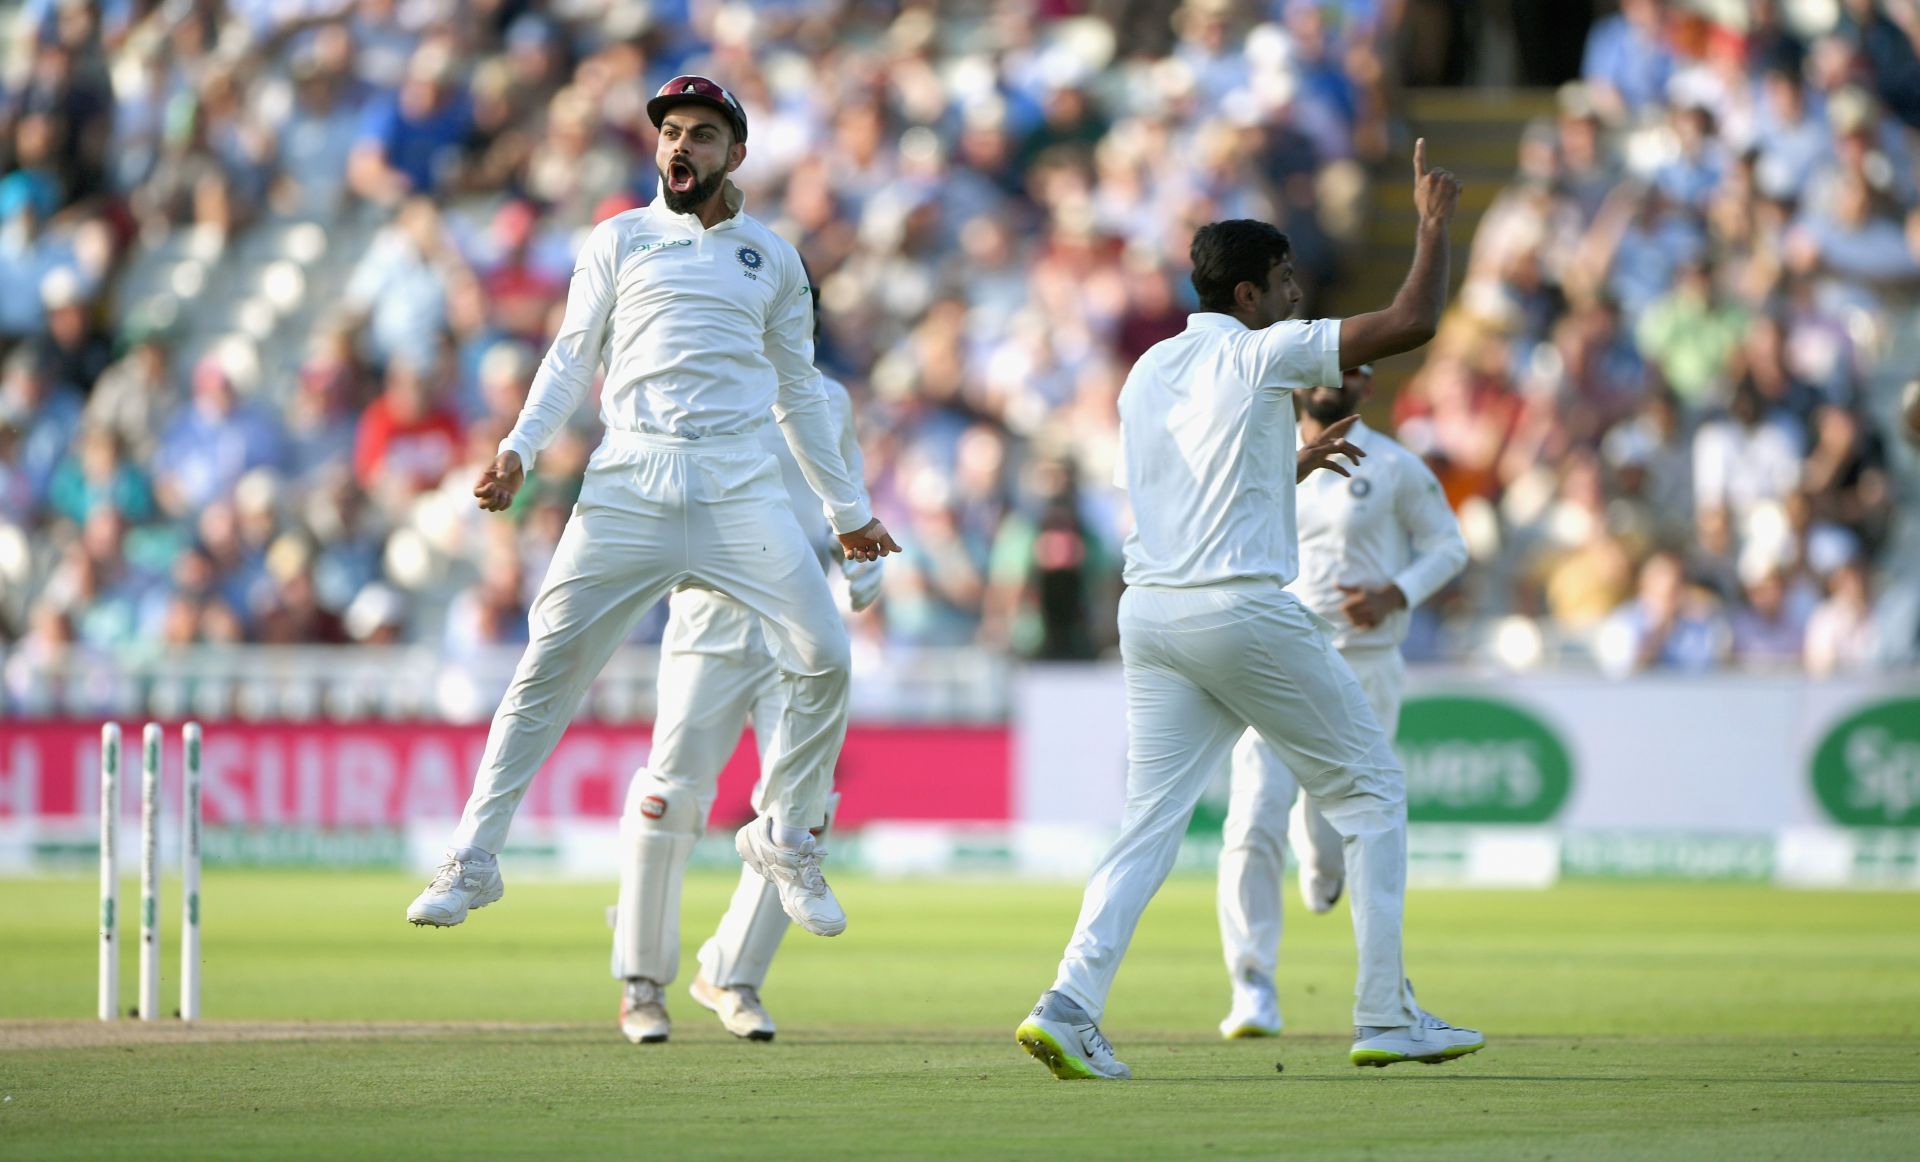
[1301,391,1359,425]
[659,160,726,213]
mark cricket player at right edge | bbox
[1216,361,1468,1040]
[1018,140,1484,1079]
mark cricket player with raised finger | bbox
[1017,140,1485,1080]
[406,76,899,943]
[1216,362,1468,1040]
[612,289,882,1044]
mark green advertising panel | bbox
[1398,696,1573,824]
[1811,698,1920,828]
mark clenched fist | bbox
[473,451,525,512]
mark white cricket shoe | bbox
[690,972,776,1041]
[1350,1010,1484,1067]
[1219,980,1283,1039]
[1016,992,1131,1081]
[620,978,671,1044]
[1300,868,1343,914]
[734,820,846,937]
[406,849,503,927]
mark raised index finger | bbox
[1413,136,1426,179]
[1324,414,1362,437]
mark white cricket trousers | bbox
[451,429,851,853]
[1218,646,1405,989]
[1051,582,1419,1029]
[612,586,815,987]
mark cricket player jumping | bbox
[407,76,898,941]
[1216,362,1468,1040]
[613,351,882,1044]
[1018,141,1484,1079]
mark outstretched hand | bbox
[838,517,901,563]
[1297,414,1366,482]
[1412,137,1462,228]
[473,451,525,512]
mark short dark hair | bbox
[1189,220,1292,314]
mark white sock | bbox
[769,819,812,849]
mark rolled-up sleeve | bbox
[1238,317,1342,394]
[765,251,871,534]
[499,219,619,469]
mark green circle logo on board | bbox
[1811,698,1920,828]
[1397,697,1573,824]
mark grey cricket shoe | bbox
[406,849,504,927]
[1016,991,1131,1080]
[689,972,776,1041]
[734,819,846,937]
[1350,1010,1485,1066]
[620,978,671,1044]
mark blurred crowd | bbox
[0,0,1398,708]
[1393,0,1920,676]
[2,0,1917,710]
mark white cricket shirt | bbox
[1287,419,1467,650]
[764,376,866,559]
[1115,313,1341,588]
[500,183,871,533]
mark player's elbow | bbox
[1396,313,1439,351]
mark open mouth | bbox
[667,159,696,194]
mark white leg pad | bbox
[698,792,839,989]
[612,771,701,984]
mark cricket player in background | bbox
[1018,141,1484,1079]
[612,296,882,1044]
[407,76,898,940]
[1216,362,1468,1040]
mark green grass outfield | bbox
[3,874,1919,1159]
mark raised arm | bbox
[1338,139,1461,370]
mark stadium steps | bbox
[1332,88,1557,396]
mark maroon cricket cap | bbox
[647,75,748,143]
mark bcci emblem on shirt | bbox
[736,245,764,279]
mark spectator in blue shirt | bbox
[153,355,286,517]
[0,344,81,511]
[348,44,472,205]
[1582,0,1677,119]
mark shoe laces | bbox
[793,843,828,894]
[732,984,762,1009]
[427,859,465,892]
[1081,1022,1116,1058]
[626,978,663,1006]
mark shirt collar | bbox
[1185,312,1249,332]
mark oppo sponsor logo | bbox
[1812,699,1920,828]
[1396,697,1573,824]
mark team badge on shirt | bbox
[735,245,764,279]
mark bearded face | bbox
[654,109,739,214]
[1297,374,1359,424]
[658,154,727,213]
